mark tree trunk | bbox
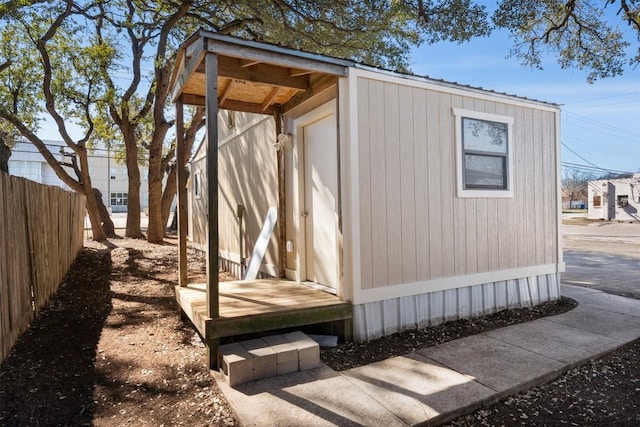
[161,165,177,235]
[124,132,143,238]
[77,149,107,241]
[92,188,116,237]
[158,107,204,237]
[168,206,178,231]
[146,138,165,243]
[0,139,10,174]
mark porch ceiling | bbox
[170,31,352,114]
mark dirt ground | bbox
[1,226,638,426]
[0,238,237,426]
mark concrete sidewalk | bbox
[213,285,640,426]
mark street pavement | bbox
[563,221,640,298]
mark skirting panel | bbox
[190,246,274,279]
[218,257,273,280]
[352,273,561,342]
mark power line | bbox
[561,141,601,169]
[564,92,639,105]
[9,149,149,160]
[575,100,640,109]
[561,161,634,175]
[561,141,636,175]
[564,112,640,141]
[565,92,640,105]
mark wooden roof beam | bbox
[282,74,337,113]
[205,35,350,76]
[218,79,234,104]
[240,59,261,68]
[289,68,313,77]
[261,87,280,112]
[181,93,205,106]
[219,99,274,115]
[171,38,206,102]
[182,91,280,114]
[218,56,310,91]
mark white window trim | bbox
[453,108,514,198]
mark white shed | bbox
[587,174,640,222]
[169,31,564,368]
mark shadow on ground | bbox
[0,248,113,426]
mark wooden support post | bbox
[274,106,287,278]
[208,338,220,371]
[237,204,245,276]
[205,53,220,317]
[176,99,188,287]
[206,51,220,370]
[343,318,353,342]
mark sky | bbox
[409,18,640,176]
[33,6,639,176]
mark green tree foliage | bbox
[1,0,638,243]
[0,2,116,240]
[494,0,639,83]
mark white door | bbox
[303,113,338,290]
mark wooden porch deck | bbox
[175,279,352,359]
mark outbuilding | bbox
[587,173,640,222]
[169,31,564,368]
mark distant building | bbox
[7,140,149,213]
[562,188,588,209]
[587,173,640,222]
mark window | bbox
[617,195,629,207]
[110,192,128,206]
[10,160,42,182]
[593,195,602,207]
[454,108,514,198]
[194,172,201,198]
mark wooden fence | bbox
[0,173,85,362]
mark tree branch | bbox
[0,106,83,192]
[0,59,11,72]
[32,0,82,152]
[618,0,640,33]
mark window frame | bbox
[194,172,202,199]
[453,108,514,198]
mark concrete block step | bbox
[219,332,320,387]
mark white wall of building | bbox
[588,174,640,222]
[7,141,150,212]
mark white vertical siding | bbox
[439,93,456,279]
[413,88,430,280]
[353,272,562,341]
[384,83,403,286]
[426,90,443,279]
[355,75,560,293]
[399,85,418,284]
[356,78,373,290]
[368,80,388,288]
[190,114,279,275]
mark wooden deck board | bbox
[175,279,352,340]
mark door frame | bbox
[291,100,340,293]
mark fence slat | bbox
[0,173,85,362]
